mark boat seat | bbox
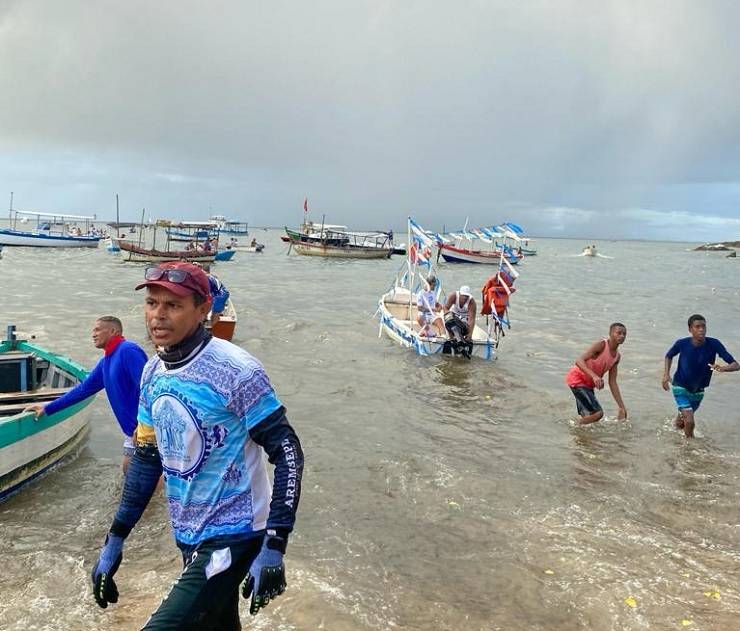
[0,386,73,403]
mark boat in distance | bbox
[0,325,95,502]
[118,240,216,263]
[0,210,101,248]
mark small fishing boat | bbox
[104,237,121,253]
[118,240,216,263]
[376,219,517,360]
[287,221,394,259]
[214,249,236,261]
[436,224,522,265]
[210,215,250,236]
[0,208,101,248]
[224,238,265,252]
[0,325,94,502]
[580,245,597,257]
[206,299,237,341]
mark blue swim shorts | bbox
[570,386,602,417]
[672,385,704,412]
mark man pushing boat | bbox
[25,316,147,472]
[90,261,304,629]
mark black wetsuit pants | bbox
[141,536,262,631]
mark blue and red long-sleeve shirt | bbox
[44,337,148,437]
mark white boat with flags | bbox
[376,218,519,360]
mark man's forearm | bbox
[109,445,162,538]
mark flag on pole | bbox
[303,197,308,213]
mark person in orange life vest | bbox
[565,323,628,424]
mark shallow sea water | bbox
[0,231,738,630]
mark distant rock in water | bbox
[694,242,739,251]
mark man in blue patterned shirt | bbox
[90,261,304,630]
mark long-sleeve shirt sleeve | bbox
[249,407,304,535]
[43,358,104,416]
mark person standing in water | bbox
[25,316,147,472]
[565,323,628,424]
[662,314,738,438]
[90,262,304,628]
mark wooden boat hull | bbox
[0,229,100,248]
[0,336,94,502]
[439,244,519,265]
[118,241,216,263]
[292,239,392,259]
[206,299,237,341]
[377,289,497,360]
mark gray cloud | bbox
[1,0,740,238]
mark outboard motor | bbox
[443,313,472,359]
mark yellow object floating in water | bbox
[703,589,721,600]
[544,569,554,575]
[681,572,690,578]
[681,620,692,627]
[447,500,461,509]
[624,596,637,608]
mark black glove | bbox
[242,534,287,615]
[91,534,124,609]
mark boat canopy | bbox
[14,209,97,220]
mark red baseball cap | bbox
[135,261,211,300]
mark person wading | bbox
[25,316,147,472]
[90,261,304,630]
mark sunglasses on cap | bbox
[144,266,192,283]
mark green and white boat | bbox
[0,325,94,502]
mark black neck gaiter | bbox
[157,324,212,369]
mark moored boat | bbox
[0,325,95,502]
[0,209,101,248]
[118,240,216,263]
[214,249,236,261]
[438,243,519,265]
[206,299,237,341]
[286,221,394,258]
[291,238,392,258]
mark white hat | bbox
[459,285,472,296]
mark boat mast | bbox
[8,191,13,224]
[138,208,146,249]
[407,217,413,320]
[115,194,121,238]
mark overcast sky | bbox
[2,0,740,240]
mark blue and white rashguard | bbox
[138,337,283,545]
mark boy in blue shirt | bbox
[662,314,739,437]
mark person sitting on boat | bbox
[24,316,147,473]
[205,266,230,327]
[251,237,258,247]
[444,285,477,344]
[202,236,214,252]
[416,275,444,338]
